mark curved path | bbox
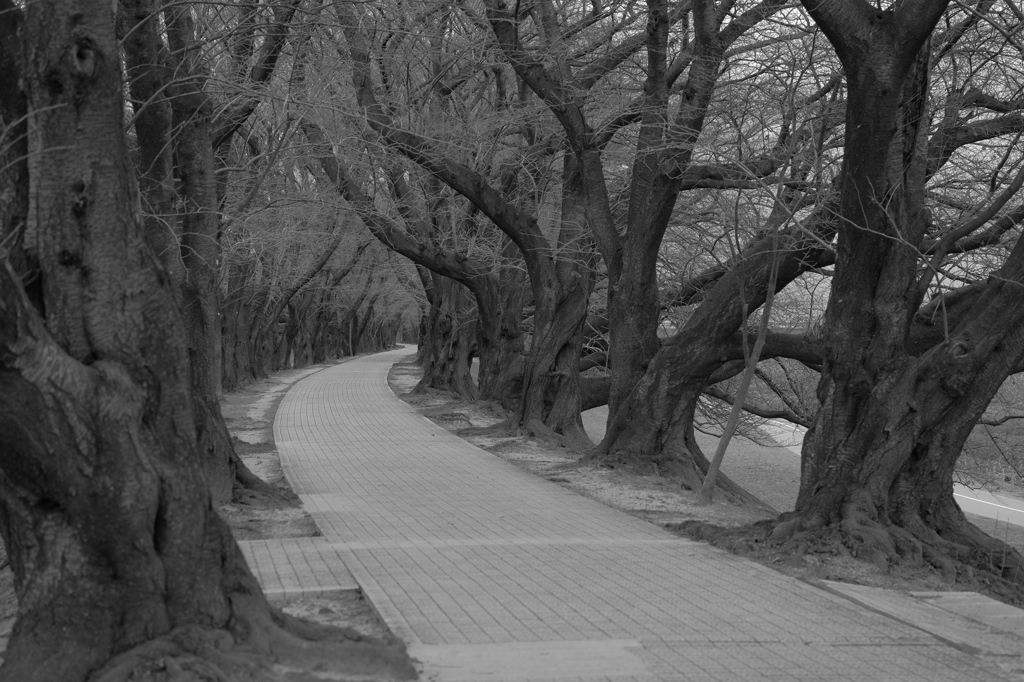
[267,347,1024,682]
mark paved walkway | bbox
[267,347,1024,681]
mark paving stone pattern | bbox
[270,347,1024,681]
[238,537,358,602]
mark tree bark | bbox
[0,0,35,309]
[772,0,1024,594]
[160,4,238,503]
[338,3,590,442]
[590,208,837,495]
[221,261,257,390]
[0,4,413,678]
[484,0,788,435]
[601,0,726,422]
[512,156,596,449]
[119,0,185,290]
[0,278,409,675]
[415,273,479,398]
[474,260,528,406]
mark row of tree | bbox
[2,0,1024,678]
[0,0,419,679]
[313,0,1024,595]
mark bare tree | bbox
[0,1,414,678]
[687,0,1024,599]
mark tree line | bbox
[1,0,1024,678]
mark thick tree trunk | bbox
[757,2,1024,596]
[119,0,185,291]
[516,274,593,448]
[165,11,235,502]
[474,268,527,407]
[604,234,661,416]
[0,288,293,677]
[416,274,478,398]
[791,15,934,532]
[793,264,1024,589]
[591,216,835,487]
[0,1,34,309]
[512,159,595,449]
[221,263,258,390]
[608,373,767,499]
[595,0,723,423]
[0,4,414,678]
[0,286,267,678]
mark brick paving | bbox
[266,347,1024,681]
[237,537,358,602]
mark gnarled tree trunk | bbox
[416,273,479,398]
[0,3,414,679]
[742,0,1024,598]
[474,265,528,406]
[591,213,835,500]
[513,158,596,449]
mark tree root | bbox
[90,596,417,682]
[231,452,292,506]
[456,414,595,454]
[522,418,594,453]
[458,418,517,438]
[409,384,452,397]
[588,448,775,511]
[672,499,1024,605]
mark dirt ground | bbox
[387,356,1024,608]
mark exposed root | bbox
[522,418,594,454]
[672,498,1024,606]
[410,384,451,397]
[231,453,291,506]
[456,414,595,454]
[588,448,775,511]
[672,517,778,557]
[458,418,517,438]
[90,597,416,682]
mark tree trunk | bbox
[765,1,1024,596]
[0,4,414,678]
[119,0,186,292]
[794,258,1024,590]
[516,275,592,448]
[513,157,596,449]
[221,262,258,390]
[474,266,528,407]
[591,213,835,492]
[163,6,236,503]
[0,0,35,309]
[791,9,936,532]
[352,295,380,354]
[595,0,722,423]
[416,274,478,399]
